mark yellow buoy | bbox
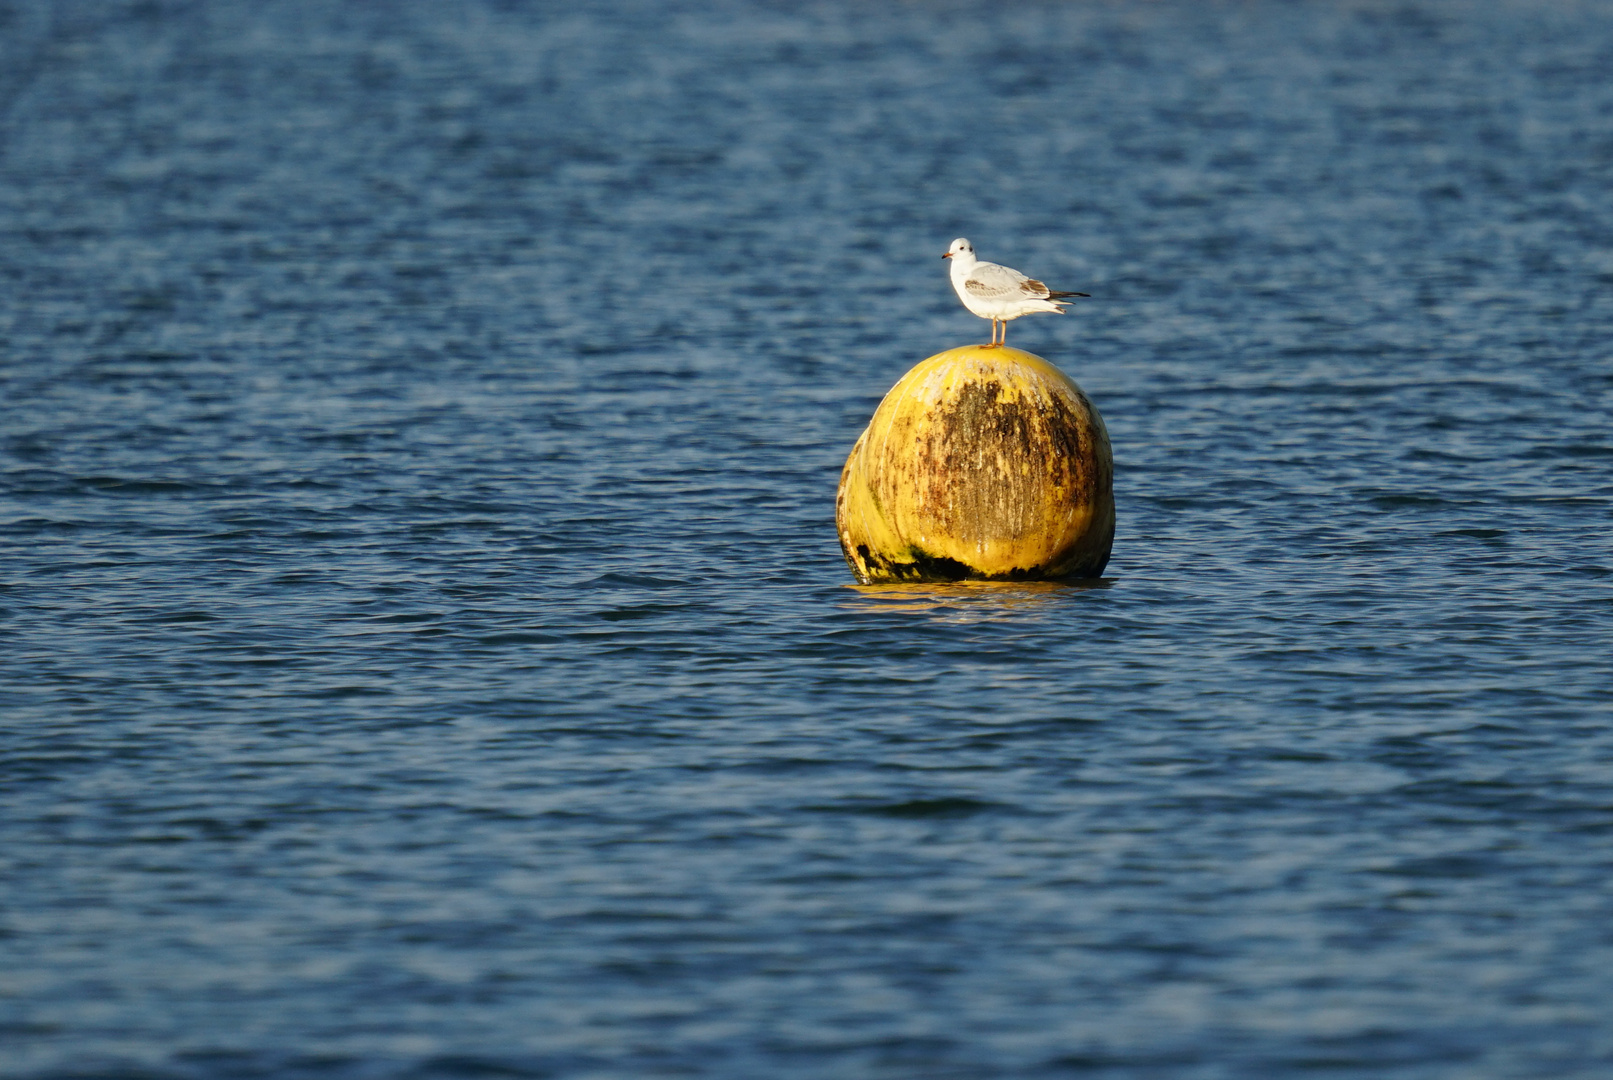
[835,345,1113,583]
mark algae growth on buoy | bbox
[835,345,1113,584]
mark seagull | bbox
[943,238,1088,347]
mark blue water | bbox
[3,1,1612,1077]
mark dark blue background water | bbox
[3,1,1612,1077]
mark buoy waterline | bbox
[836,346,1114,583]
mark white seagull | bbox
[943,238,1088,347]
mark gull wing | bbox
[963,262,1053,301]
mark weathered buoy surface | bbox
[836,345,1113,583]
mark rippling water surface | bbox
[3,1,1612,1077]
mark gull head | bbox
[943,238,977,275]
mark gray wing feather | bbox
[964,262,1052,300]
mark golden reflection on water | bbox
[839,578,1113,620]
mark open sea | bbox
[2,1,1612,1077]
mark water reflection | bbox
[840,577,1114,619]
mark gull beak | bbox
[941,252,952,259]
